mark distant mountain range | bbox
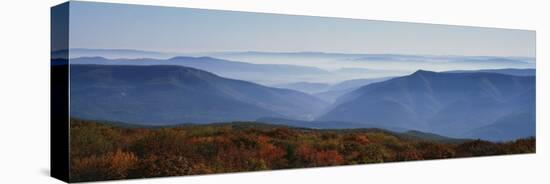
[52,48,175,59]
[58,49,533,64]
[59,49,536,141]
[210,51,535,72]
[69,64,328,125]
[445,68,535,76]
[318,70,535,141]
[69,56,332,85]
[56,48,535,78]
[209,51,535,64]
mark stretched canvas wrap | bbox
[51,1,536,183]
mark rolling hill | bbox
[255,117,405,132]
[69,64,328,125]
[273,82,331,94]
[318,70,535,141]
[313,77,393,102]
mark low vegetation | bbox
[69,119,535,182]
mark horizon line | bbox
[52,47,536,59]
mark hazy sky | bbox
[68,1,535,57]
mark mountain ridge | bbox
[69,64,328,125]
[318,70,535,141]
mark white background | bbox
[0,0,548,183]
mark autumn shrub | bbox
[69,119,535,181]
[71,149,138,182]
[296,144,344,166]
[503,137,535,154]
[416,142,455,159]
[70,120,117,157]
[132,154,205,178]
[394,143,423,161]
[130,129,186,157]
[267,127,296,139]
[360,144,390,163]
